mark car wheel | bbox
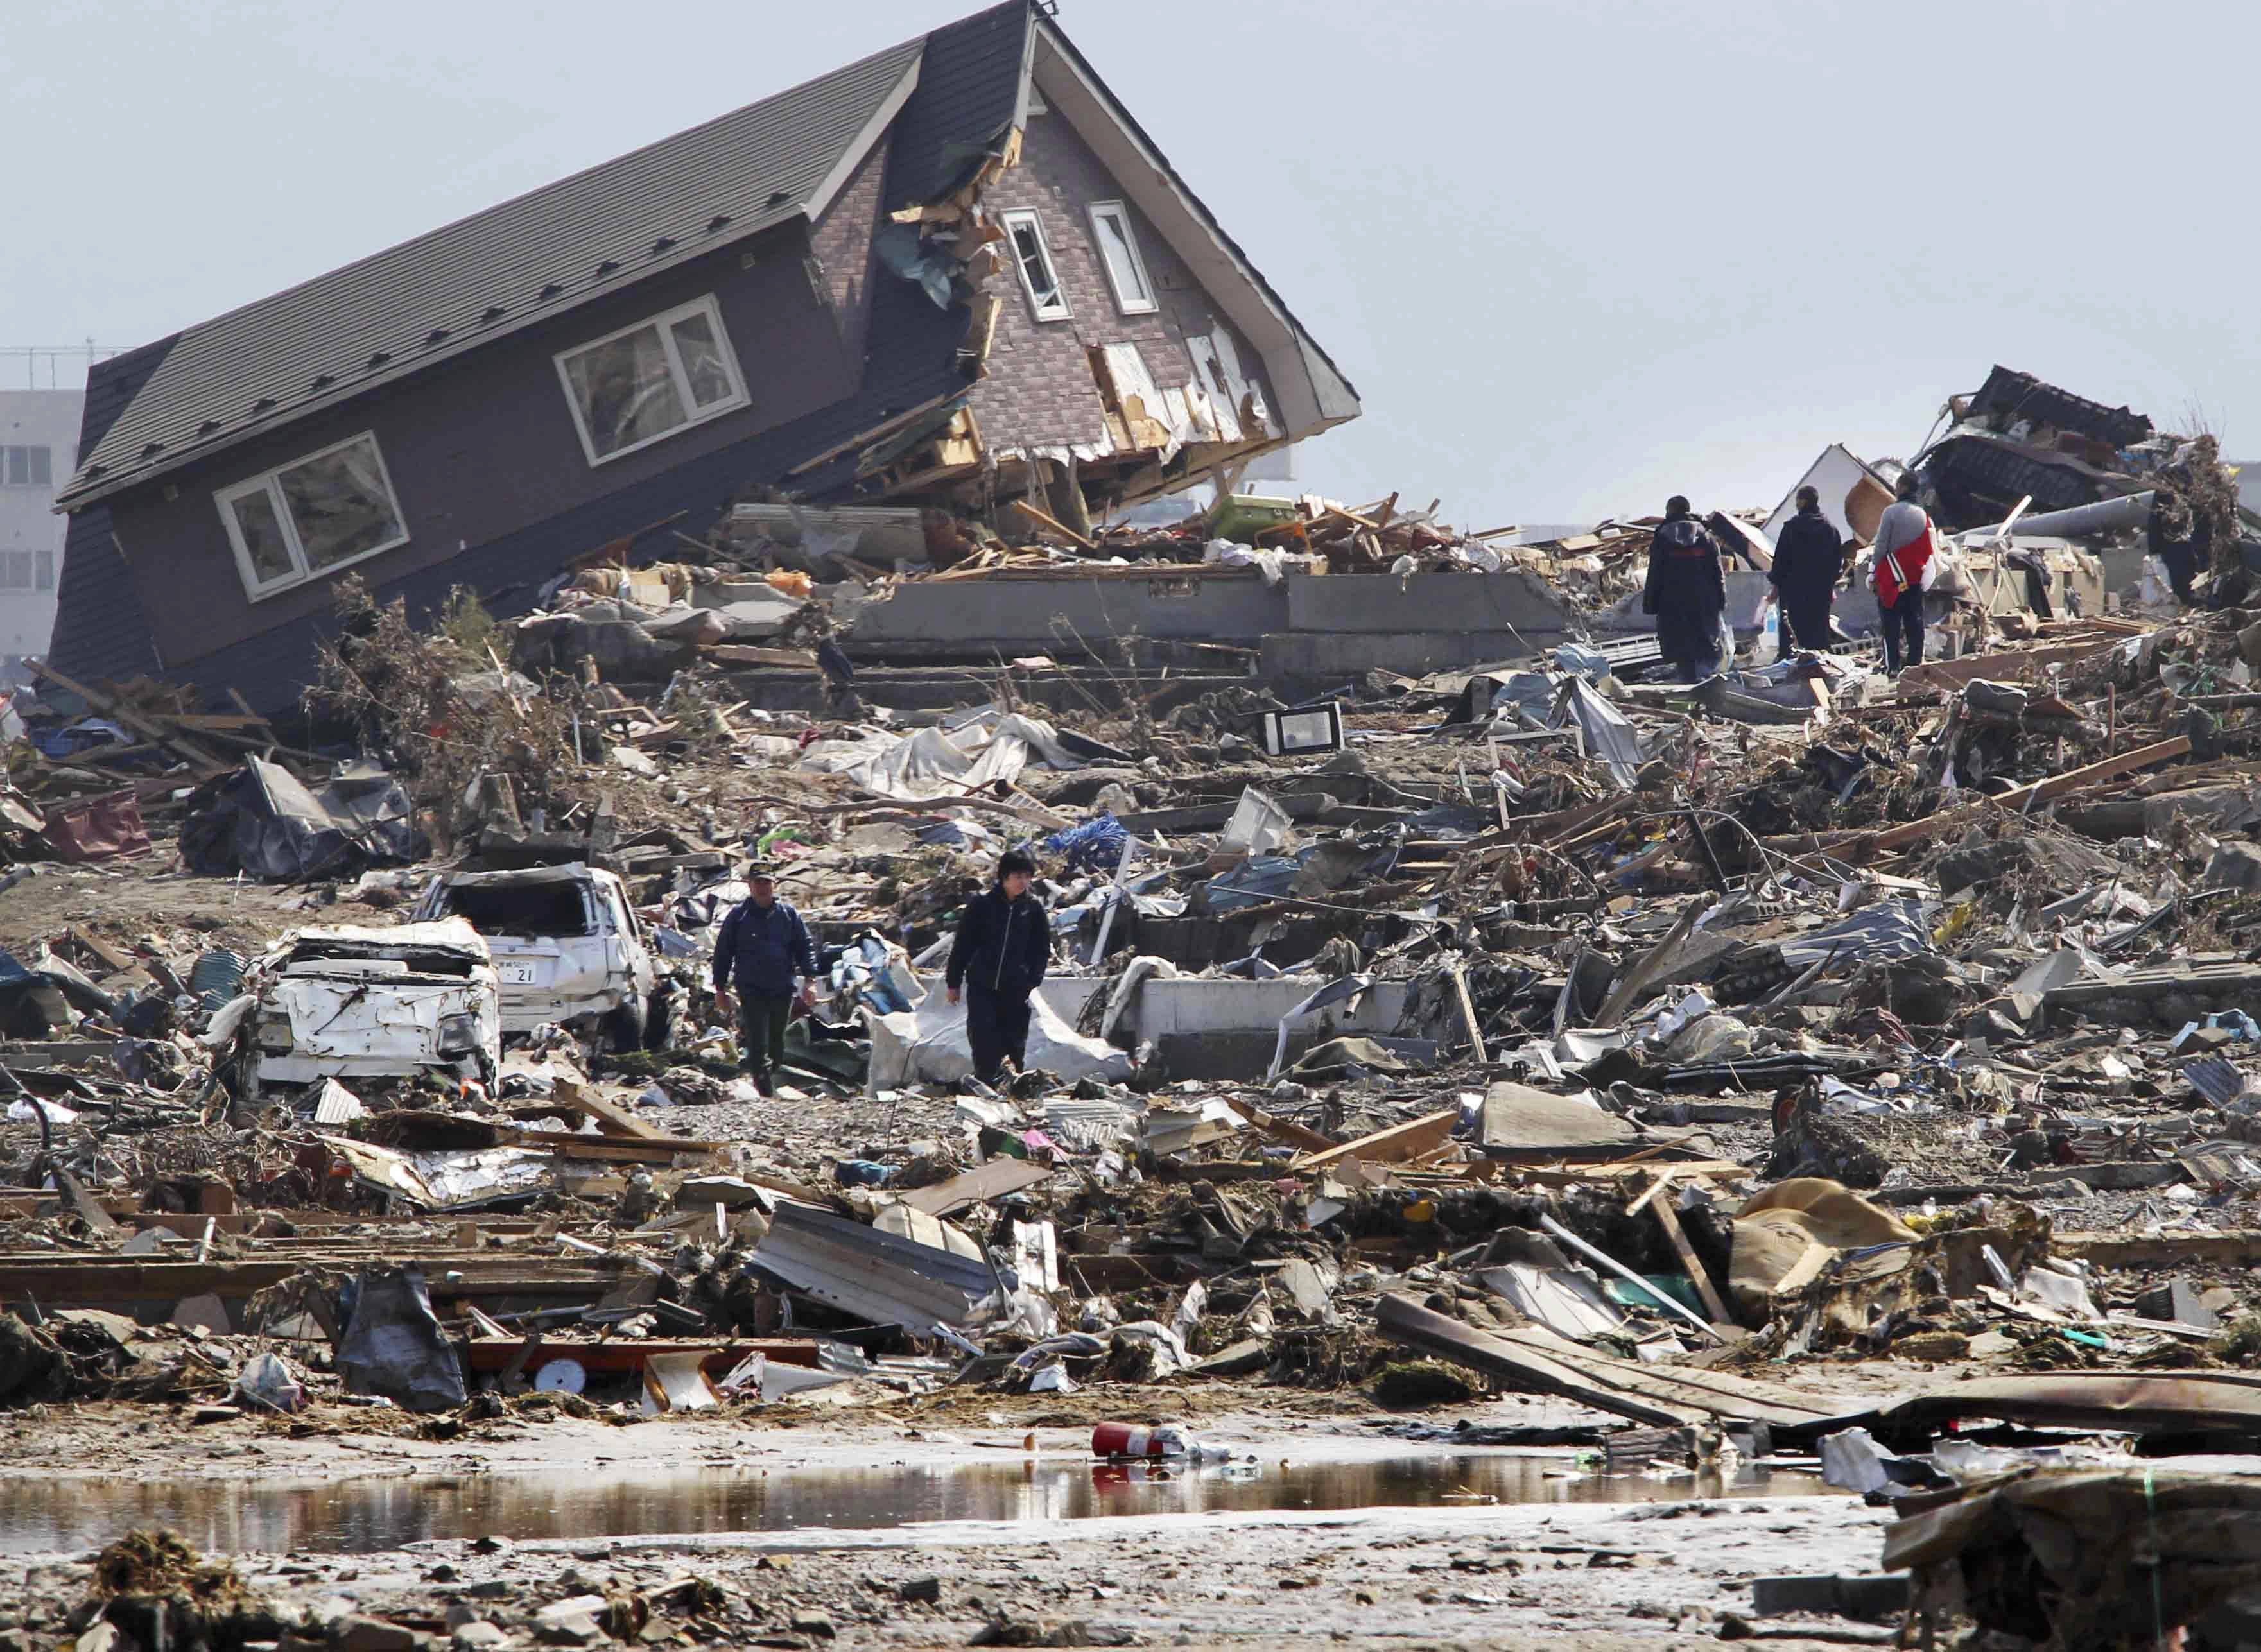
[605,997,647,1054]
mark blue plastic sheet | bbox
[1044,813,1129,875]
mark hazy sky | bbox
[6,0,2255,526]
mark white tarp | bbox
[801,710,1095,804]
[865,994,1132,1093]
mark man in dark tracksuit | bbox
[1770,485,1844,659]
[711,866,817,1097]
[946,850,1050,1086]
[1643,495,1729,681]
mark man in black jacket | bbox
[946,850,1050,1086]
[1643,496,1729,681]
[712,866,818,1097]
[1771,485,1844,660]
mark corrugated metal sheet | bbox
[63,37,927,505]
[2184,1056,2249,1108]
[750,1198,997,1331]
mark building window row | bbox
[0,550,56,592]
[3,446,52,487]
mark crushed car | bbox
[411,863,662,1049]
[221,918,501,1105]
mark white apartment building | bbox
[0,390,81,675]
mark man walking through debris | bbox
[711,865,817,1097]
[1872,472,1936,676]
[1642,495,1729,681]
[946,850,1050,1087]
[1770,485,1844,659]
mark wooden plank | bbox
[1450,965,1488,1066]
[2055,1230,2261,1270]
[896,1159,1053,1218]
[1378,1294,1844,1432]
[1008,497,1098,552]
[707,646,820,669]
[1994,734,2191,812]
[499,1329,544,1388]
[1867,736,2194,856]
[1897,639,2121,693]
[1295,1108,1458,1173]
[511,1130,722,1164]
[65,926,134,974]
[170,715,274,732]
[1648,1173,1734,1325]
[1243,1106,1338,1154]
[57,1169,123,1239]
[465,1337,821,1375]
[28,660,230,771]
[0,1257,621,1311]
[555,1083,669,1144]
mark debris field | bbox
[8,354,2261,1651]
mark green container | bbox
[1208,494,1300,542]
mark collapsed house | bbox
[46,0,1358,709]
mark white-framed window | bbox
[214,431,410,601]
[35,551,53,592]
[0,552,31,590]
[554,295,749,466]
[1087,201,1157,316]
[1000,209,1071,322]
[2,446,51,487]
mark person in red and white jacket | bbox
[1870,473,1934,676]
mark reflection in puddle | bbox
[0,1454,1835,1557]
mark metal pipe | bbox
[1538,1212,1727,1342]
[1966,492,2153,541]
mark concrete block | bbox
[1284,571,1572,635]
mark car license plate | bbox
[498,961,541,985]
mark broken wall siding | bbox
[968,106,1281,473]
[808,133,894,372]
[47,337,182,684]
[105,229,853,674]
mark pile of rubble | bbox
[12,362,2261,1651]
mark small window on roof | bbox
[553,294,749,467]
[1000,209,1071,323]
[1087,202,1157,316]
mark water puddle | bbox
[0,1455,1835,1557]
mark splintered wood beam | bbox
[1009,497,1098,552]
[1295,1108,1459,1173]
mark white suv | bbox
[413,863,660,1050]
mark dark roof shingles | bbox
[67,37,925,500]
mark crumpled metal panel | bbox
[1778,896,1936,970]
[2184,1055,2249,1108]
[751,1199,997,1332]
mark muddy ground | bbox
[0,1395,1899,1648]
